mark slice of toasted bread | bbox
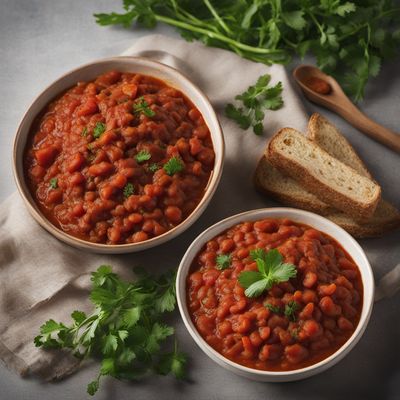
[266,128,381,219]
[254,156,335,215]
[307,113,372,179]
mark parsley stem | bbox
[155,15,286,56]
[202,0,232,35]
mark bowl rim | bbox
[12,56,225,252]
[176,207,375,378]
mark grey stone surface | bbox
[0,1,399,399]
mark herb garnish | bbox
[265,303,282,314]
[123,183,135,198]
[49,178,58,189]
[163,157,184,176]
[215,254,232,270]
[34,266,186,396]
[135,150,151,163]
[226,74,283,135]
[284,300,300,322]
[93,122,106,139]
[82,127,88,137]
[133,96,156,117]
[148,163,160,173]
[95,1,400,101]
[238,248,297,298]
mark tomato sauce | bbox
[187,218,363,371]
[25,71,215,244]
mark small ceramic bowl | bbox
[13,57,224,253]
[176,208,374,382]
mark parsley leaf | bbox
[265,303,282,314]
[123,182,135,198]
[226,74,283,135]
[284,300,300,322]
[93,122,106,139]
[163,156,184,176]
[34,266,185,396]
[238,248,297,298]
[133,96,156,117]
[49,178,58,189]
[215,253,232,270]
[135,150,151,163]
[148,163,160,173]
[82,127,88,137]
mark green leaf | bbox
[122,306,141,328]
[148,163,160,173]
[49,178,58,189]
[87,380,99,396]
[163,157,184,176]
[238,271,263,288]
[282,11,306,31]
[244,279,269,298]
[103,333,118,355]
[40,319,62,334]
[91,265,113,287]
[225,104,251,129]
[71,311,87,325]
[215,253,232,270]
[264,249,283,270]
[157,350,187,379]
[135,150,151,163]
[335,2,356,17]
[118,330,129,342]
[146,323,174,354]
[100,358,115,375]
[123,182,135,198]
[284,300,300,321]
[133,96,156,117]
[265,303,282,314]
[155,286,176,313]
[118,347,136,365]
[93,122,106,139]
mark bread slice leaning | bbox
[307,113,372,179]
[266,128,381,219]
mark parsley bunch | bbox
[95,0,400,101]
[225,74,283,135]
[238,248,297,298]
[34,266,186,396]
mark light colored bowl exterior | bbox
[13,57,224,253]
[176,208,374,382]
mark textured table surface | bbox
[1,1,399,399]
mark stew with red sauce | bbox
[187,218,363,371]
[25,71,215,244]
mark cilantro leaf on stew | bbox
[265,303,282,314]
[122,183,135,198]
[284,300,300,322]
[163,157,184,176]
[135,150,151,163]
[34,266,186,396]
[238,248,297,298]
[93,122,106,138]
[148,163,160,173]
[215,253,232,270]
[225,74,283,135]
[133,96,156,117]
[49,178,58,189]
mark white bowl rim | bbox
[176,207,375,378]
[12,56,225,253]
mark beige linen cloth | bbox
[0,34,397,381]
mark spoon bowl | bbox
[293,64,400,153]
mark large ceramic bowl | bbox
[13,57,224,253]
[176,208,374,382]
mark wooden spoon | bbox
[293,64,400,153]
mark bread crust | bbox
[266,128,381,220]
[307,113,373,179]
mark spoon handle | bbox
[334,102,400,153]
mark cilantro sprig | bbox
[238,249,297,298]
[225,74,283,135]
[93,122,106,139]
[163,157,184,176]
[284,300,300,322]
[49,177,58,189]
[95,1,400,101]
[123,183,135,198]
[135,150,151,163]
[215,253,232,270]
[133,96,156,117]
[34,266,186,396]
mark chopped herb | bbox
[135,150,151,163]
[284,300,300,322]
[87,143,94,151]
[215,254,232,270]
[123,183,135,198]
[82,127,88,137]
[148,163,160,173]
[163,157,184,176]
[93,122,106,138]
[238,248,297,298]
[133,96,156,118]
[226,74,283,135]
[34,266,186,396]
[49,178,58,189]
[290,327,300,340]
[265,303,282,314]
